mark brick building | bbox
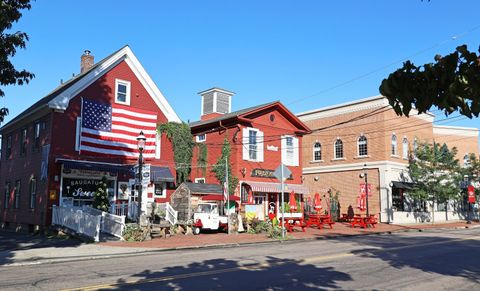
[189,88,311,220]
[0,46,180,231]
[297,96,479,224]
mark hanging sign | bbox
[468,185,476,203]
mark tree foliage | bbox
[0,0,35,123]
[212,137,238,195]
[380,45,480,118]
[158,122,195,185]
[409,142,461,218]
[462,153,480,199]
[196,142,208,177]
[93,176,110,212]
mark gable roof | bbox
[183,182,223,195]
[1,45,180,132]
[189,101,311,134]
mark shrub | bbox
[123,224,147,242]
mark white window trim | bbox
[244,127,264,162]
[195,178,206,183]
[391,134,398,156]
[402,137,409,159]
[155,132,161,159]
[334,138,344,159]
[282,135,298,166]
[313,142,321,162]
[115,79,131,105]
[357,135,368,157]
[154,182,167,198]
[196,134,206,143]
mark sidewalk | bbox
[1,221,478,267]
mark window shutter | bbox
[281,135,287,164]
[242,128,249,160]
[75,117,81,151]
[293,137,299,166]
[257,130,264,162]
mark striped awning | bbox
[244,181,310,194]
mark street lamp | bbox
[137,131,146,223]
[359,164,370,217]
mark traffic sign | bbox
[274,164,292,182]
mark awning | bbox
[150,166,175,183]
[244,181,310,194]
[392,181,415,190]
[57,158,132,173]
[201,194,240,201]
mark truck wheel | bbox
[193,227,201,235]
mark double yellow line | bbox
[62,235,480,291]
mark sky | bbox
[2,0,480,130]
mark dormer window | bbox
[115,79,131,105]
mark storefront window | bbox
[392,187,404,211]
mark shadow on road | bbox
[0,230,84,266]
[98,256,352,290]
[328,231,480,283]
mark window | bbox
[249,130,257,160]
[358,135,368,157]
[392,187,405,211]
[29,177,36,209]
[5,135,12,159]
[254,194,266,205]
[115,79,131,105]
[14,180,21,209]
[334,139,343,159]
[282,135,299,166]
[413,138,418,159]
[20,128,27,156]
[33,122,41,150]
[464,154,470,167]
[155,133,161,159]
[313,142,322,161]
[195,178,206,183]
[196,134,206,142]
[242,128,263,162]
[154,183,166,198]
[391,134,397,156]
[402,138,409,159]
[4,183,10,209]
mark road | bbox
[1,228,479,290]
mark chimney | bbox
[198,87,235,121]
[80,50,94,73]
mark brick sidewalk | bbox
[101,221,480,249]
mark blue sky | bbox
[2,0,480,129]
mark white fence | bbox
[52,205,126,241]
[165,202,178,225]
[52,205,101,242]
[110,202,129,217]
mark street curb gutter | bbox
[3,224,480,267]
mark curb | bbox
[3,224,479,267]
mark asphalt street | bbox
[0,228,479,290]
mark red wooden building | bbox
[190,88,311,220]
[0,46,180,231]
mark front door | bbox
[268,193,277,220]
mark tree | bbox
[0,0,35,123]
[93,176,110,212]
[158,122,195,185]
[380,45,480,118]
[409,142,462,222]
[212,137,238,195]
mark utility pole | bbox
[225,157,230,235]
[281,164,285,239]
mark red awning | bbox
[244,181,309,194]
[201,195,240,201]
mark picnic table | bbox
[350,214,378,229]
[306,214,335,229]
[279,217,307,232]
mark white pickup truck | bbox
[192,202,228,235]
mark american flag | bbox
[80,99,158,158]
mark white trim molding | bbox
[433,125,479,137]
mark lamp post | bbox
[359,164,370,217]
[137,131,146,223]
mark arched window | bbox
[358,135,367,157]
[464,154,470,167]
[334,139,343,159]
[413,138,418,159]
[313,142,322,161]
[391,134,397,156]
[402,138,408,159]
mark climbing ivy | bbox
[93,176,110,212]
[212,137,239,195]
[158,122,195,184]
[197,142,208,177]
